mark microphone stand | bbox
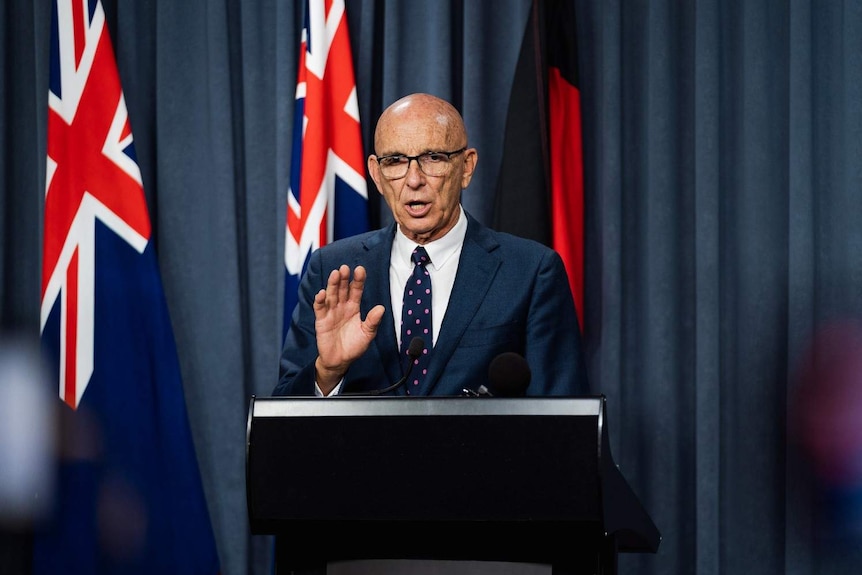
[342,337,425,396]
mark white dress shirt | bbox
[316,206,467,396]
[389,206,467,349]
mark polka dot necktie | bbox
[400,246,432,393]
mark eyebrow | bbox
[376,148,459,157]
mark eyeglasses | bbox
[374,148,467,179]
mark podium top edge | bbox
[251,396,603,418]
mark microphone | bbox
[467,352,532,397]
[343,337,425,396]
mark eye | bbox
[378,155,407,167]
[422,152,447,163]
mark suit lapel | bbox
[420,217,501,395]
[359,224,404,390]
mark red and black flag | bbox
[493,0,584,330]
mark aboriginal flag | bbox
[493,0,584,330]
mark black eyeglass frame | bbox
[373,147,467,178]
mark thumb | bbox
[362,304,386,336]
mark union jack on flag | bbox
[284,0,369,338]
[41,0,151,409]
[37,1,220,573]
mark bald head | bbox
[374,93,467,154]
[367,92,478,244]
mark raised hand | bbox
[313,265,385,393]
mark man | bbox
[275,93,587,397]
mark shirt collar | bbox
[394,206,467,270]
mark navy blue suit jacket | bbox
[274,212,588,397]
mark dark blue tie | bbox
[400,246,432,393]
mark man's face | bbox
[368,101,477,244]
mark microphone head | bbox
[407,337,425,360]
[487,352,531,397]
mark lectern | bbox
[246,396,660,574]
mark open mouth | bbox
[405,201,430,216]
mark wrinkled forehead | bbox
[374,104,464,155]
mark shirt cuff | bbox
[314,379,344,397]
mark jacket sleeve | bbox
[523,248,589,396]
[273,250,325,396]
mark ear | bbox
[460,148,478,189]
[367,155,384,194]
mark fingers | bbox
[317,265,347,309]
[313,287,327,311]
[315,265,369,312]
[337,264,350,303]
[349,265,368,305]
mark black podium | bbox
[246,396,660,574]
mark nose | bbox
[404,157,425,186]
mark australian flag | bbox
[36,1,221,574]
[283,0,369,339]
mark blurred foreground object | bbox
[0,335,55,527]
[789,319,862,548]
